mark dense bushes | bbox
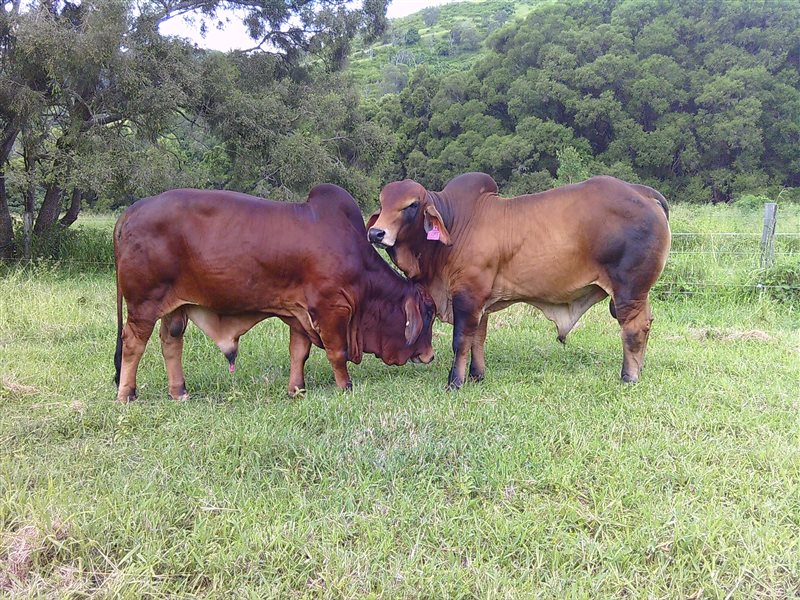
[374,0,800,203]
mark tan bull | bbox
[367,173,671,389]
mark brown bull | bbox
[114,184,436,402]
[367,173,671,389]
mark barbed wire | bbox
[653,282,800,289]
[671,232,800,237]
[669,251,796,255]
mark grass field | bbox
[1,205,799,597]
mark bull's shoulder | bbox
[441,172,499,200]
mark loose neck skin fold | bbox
[359,251,415,360]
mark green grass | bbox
[1,206,799,597]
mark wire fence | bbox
[2,212,799,300]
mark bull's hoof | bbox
[621,372,639,384]
[468,368,485,383]
[117,386,137,403]
[288,385,306,398]
[557,335,566,345]
[446,372,464,391]
[337,381,353,392]
[169,383,188,401]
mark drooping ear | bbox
[423,204,452,246]
[389,244,421,279]
[403,294,423,345]
[366,209,381,230]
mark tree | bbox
[404,27,420,46]
[374,0,800,203]
[554,147,590,186]
[0,0,389,261]
[381,64,409,94]
[449,21,480,53]
[422,7,440,28]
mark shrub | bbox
[734,194,772,211]
[12,224,114,272]
[749,258,800,304]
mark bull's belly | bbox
[172,282,304,318]
[159,283,322,345]
[490,267,606,306]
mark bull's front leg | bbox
[448,294,482,390]
[316,309,354,392]
[468,313,489,382]
[287,324,312,397]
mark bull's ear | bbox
[423,205,452,246]
[403,295,423,344]
[366,209,381,230]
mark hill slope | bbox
[349,0,545,96]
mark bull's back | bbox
[115,189,362,311]
[489,177,670,301]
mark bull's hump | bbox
[442,172,498,198]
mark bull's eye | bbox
[403,202,419,221]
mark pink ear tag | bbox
[427,225,441,241]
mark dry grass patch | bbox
[1,375,39,397]
[686,327,775,342]
[1,519,69,591]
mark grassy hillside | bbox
[349,0,545,97]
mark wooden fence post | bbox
[760,202,777,269]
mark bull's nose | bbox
[368,228,386,244]
[414,352,435,365]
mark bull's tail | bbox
[113,221,123,387]
[652,189,669,221]
[632,183,669,220]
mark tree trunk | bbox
[0,169,14,261]
[33,182,63,235]
[59,188,81,228]
[0,126,18,261]
[23,157,35,261]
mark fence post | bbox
[760,202,777,269]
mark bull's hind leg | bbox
[159,308,189,400]
[117,314,157,403]
[613,295,653,383]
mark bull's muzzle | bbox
[368,227,387,246]
[411,350,435,365]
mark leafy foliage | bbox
[372,0,800,203]
[348,0,538,97]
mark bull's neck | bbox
[402,191,476,322]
